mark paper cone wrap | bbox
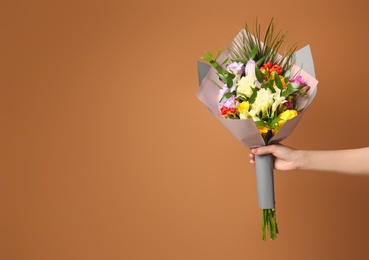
[196,43,318,148]
[255,154,275,209]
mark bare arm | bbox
[299,148,369,175]
[250,145,369,175]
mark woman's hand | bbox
[249,144,302,171]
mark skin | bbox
[249,144,369,175]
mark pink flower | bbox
[290,75,306,85]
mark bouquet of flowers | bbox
[196,19,318,240]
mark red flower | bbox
[221,106,229,115]
[265,62,273,69]
[270,64,282,74]
[220,106,236,116]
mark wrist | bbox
[294,150,307,170]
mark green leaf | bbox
[232,58,247,64]
[205,51,213,58]
[284,65,292,80]
[202,56,213,62]
[263,81,275,93]
[248,87,258,104]
[274,73,283,90]
[256,56,266,67]
[255,120,267,127]
[249,46,258,60]
[255,67,264,83]
[226,74,235,88]
[270,117,283,129]
[219,92,234,102]
[216,49,222,59]
[282,83,295,96]
[217,73,227,83]
[209,60,218,68]
[237,93,247,102]
[221,57,229,66]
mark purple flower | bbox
[218,84,237,109]
[227,62,244,75]
[245,59,256,77]
[219,84,229,97]
[223,95,236,108]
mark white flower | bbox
[271,88,286,117]
[252,88,274,116]
[236,59,262,99]
[248,110,260,121]
[239,111,250,120]
[237,76,255,98]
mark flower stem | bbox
[261,208,278,240]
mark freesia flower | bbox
[290,75,306,85]
[279,76,287,88]
[262,62,273,69]
[277,109,298,128]
[260,62,282,79]
[218,83,237,110]
[252,88,274,116]
[219,83,236,98]
[221,95,237,108]
[248,109,260,122]
[221,106,237,116]
[227,61,244,76]
[245,59,257,77]
[257,125,270,136]
[237,60,259,98]
[237,101,250,119]
[271,88,286,116]
[270,64,282,74]
[237,76,255,98]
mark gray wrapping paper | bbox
[254,154,275,209]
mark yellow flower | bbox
[272,75,286,89]
[277,110,298,127]
[237,101,251,120]
[237,101,249,113]
[257,125,269,136]
[279,76,286,89]
[269,71,276,81]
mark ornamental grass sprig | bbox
[228,18,298,72]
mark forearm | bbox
[297,147,369,175]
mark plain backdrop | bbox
[1,0,369,259]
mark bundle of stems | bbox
[262,208,278,240]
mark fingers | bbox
[251,145,277,155]
[249,150,255,165]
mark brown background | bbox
[1,0,369,259]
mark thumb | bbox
[251,145,276,155]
